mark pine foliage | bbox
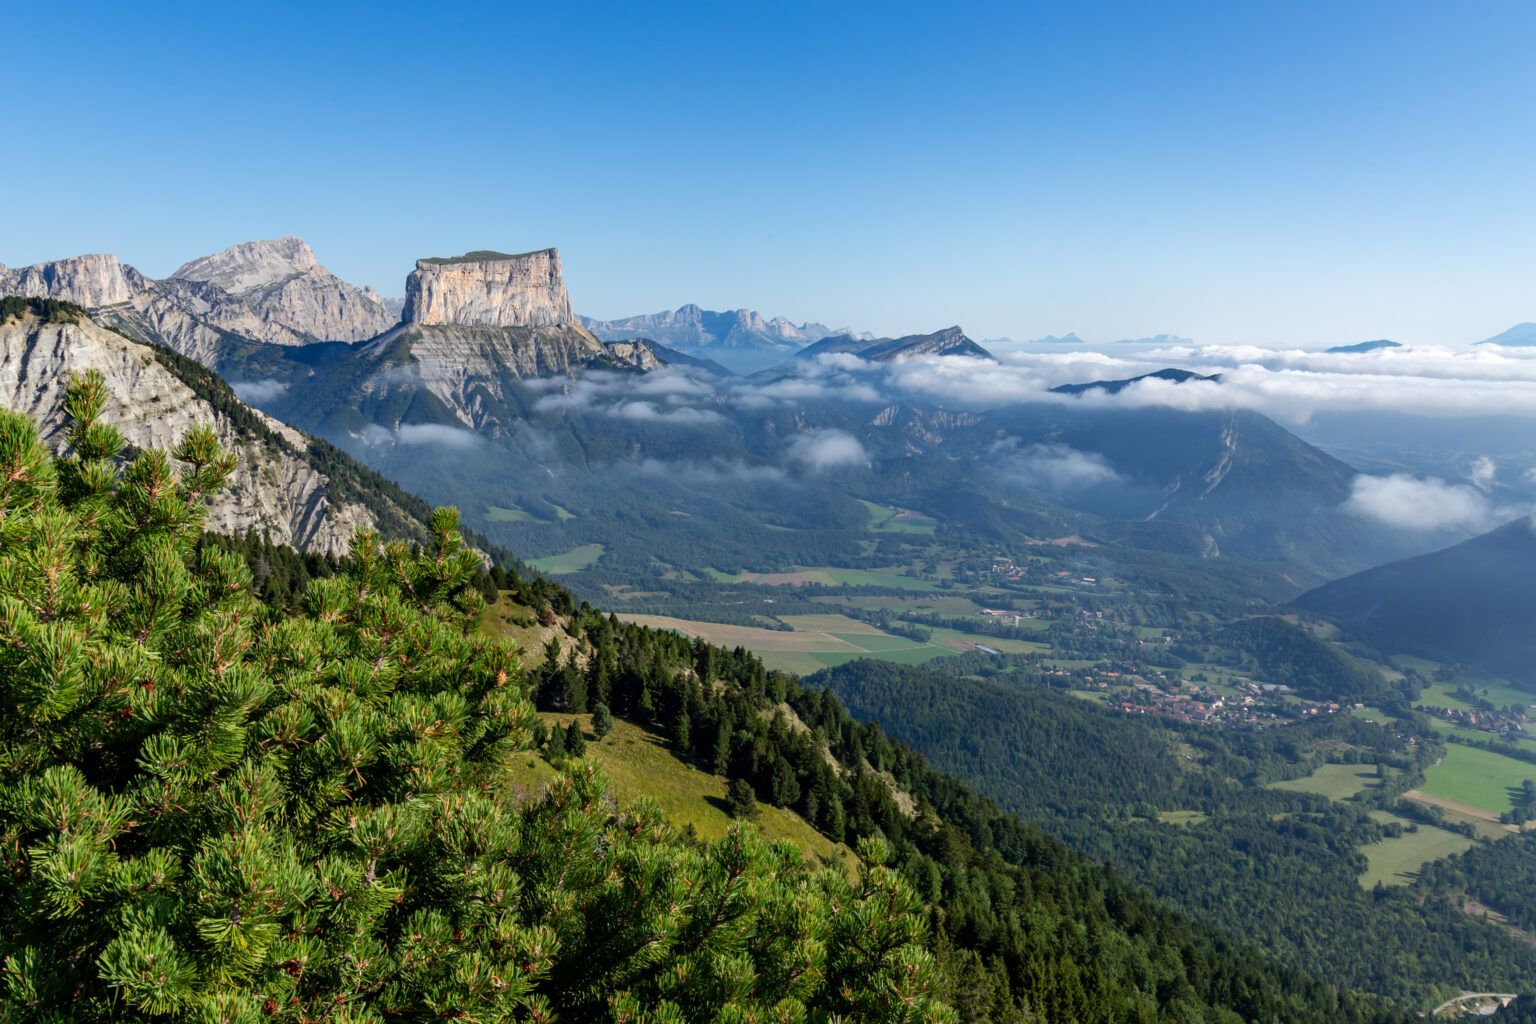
[0,373,951,1023]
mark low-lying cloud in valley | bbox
[533,369,725,424]
[785,429,868,472]
[363,422,483,449]
[992,440,1126,493]
[1344,473,1509,532]
[231,379,286,404]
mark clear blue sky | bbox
[5,0,1534,346]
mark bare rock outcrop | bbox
[603,339,665,371]
[171,236,319,294]
[0,253,141,307]
[402,249,574,327]
[171,237,398,343]
[2,239,400,366]
[0,311,391,555]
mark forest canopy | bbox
[0,372,950,1023]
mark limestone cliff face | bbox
[171,236,318,294]
[1,239,396,369]
[402,249,573,327]
[171,237,398,343]
[0,314,389,555]
[94,277,313,365]
[603,340,665,371]
[0,253,142,307]
[358,321,617,434]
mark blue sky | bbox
[5,0,1534,346]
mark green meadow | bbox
[529,543,606,574]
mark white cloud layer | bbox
[993,441,1125,492]
[231,379,286,404]
[785,429,868,472]
[396,423,483,449]
[1344,474,1504,532]
[1470,456,1497,491]
[633,457,787,485]
[876,342,1536,423]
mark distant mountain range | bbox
[1295,516,1536,684]
[1325,340,1401,354]
[1050,368,1220,396]
[1113,334,1194,346]
[995,332,1193,347]
[0,239,1449,587]
[790,325,994,365]
[0,239,398,366]
[1477,322,1536,347]
[580,305,870,373]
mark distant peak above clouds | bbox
[1015,332,1193,347]
[1050,368,1220,396]
[792,326,994,365]
[1324,340,1401,354]
[1476,322,1536,347]
[579,304,871,373]
[1113,333,1194,346]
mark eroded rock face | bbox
[0,253,140,307]
[171,236,318,294]
[3,239,399,361]
[0,314,384,555]
[171,237,397,343]
[603,339,665,371]
[402,249,574,327]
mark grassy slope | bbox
[479,598,848,868]
[529,544,605,574]
[508,715,850,869]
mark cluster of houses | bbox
[1415,703,1531,739]
[1072,670,1370,730]
[980,606,1047,627]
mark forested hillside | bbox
[0,375,947,1022]
[816,659,1536,1005]
[0,373,1425,1022]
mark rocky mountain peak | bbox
[402,248,573,327]
[166,237,396,344]
[0,253,142,307]
[170,236,318,295]
[791,325,994,365]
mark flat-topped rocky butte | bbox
[402,248,574,327]
[0,253,144,307]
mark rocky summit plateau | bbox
[403,248,574,327]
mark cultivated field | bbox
[721,565,942,591]
[857,499,938,534]
[1419,744,1536,815]
[1269,763,1383,801]
[619,611,991,675]
[1358,813,1476,888]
